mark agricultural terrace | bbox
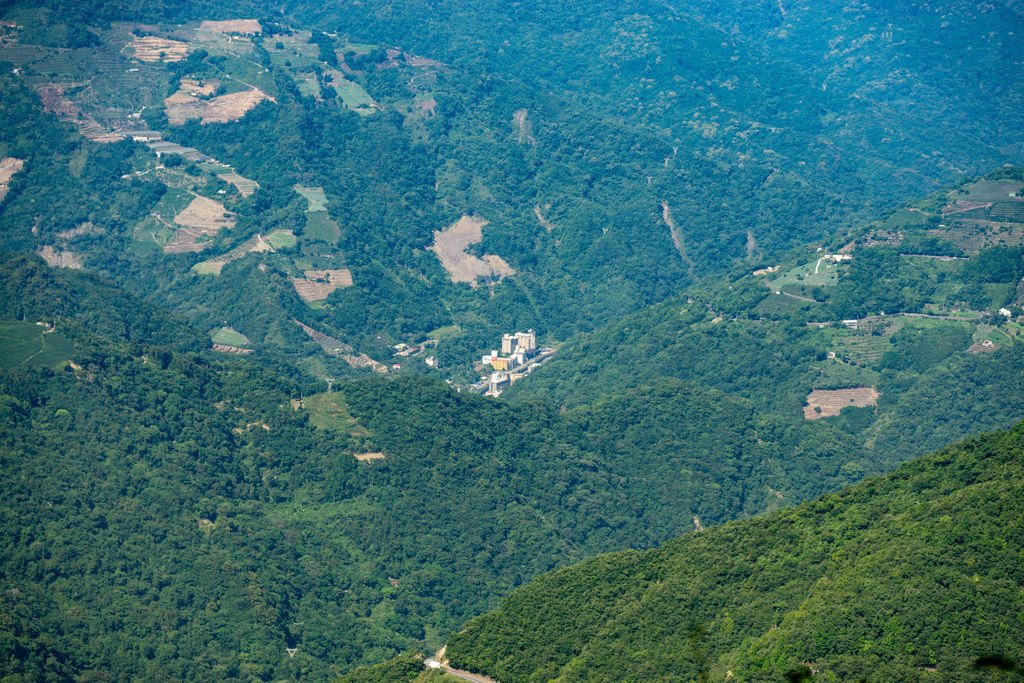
[128,36,190,62]
[210,326,251,348]
[165,86,272,125]
[192,229,294,275]
[327,70,376,115]
[0,157,24,202]
[299,392,369,435]
[766,256,845,296]
[430,215,516,286]
[198,20,261,34]
[295,185,329,212]
[136,194,235,254]
[804,387,879,420]
[291,269,353,303]
[0,321,73,368]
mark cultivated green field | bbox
[327,70,375,115]
[767,257,843,292]
[301,392,369,435]
[295,185,329,212]
[210,326,251,348]
[265,229,298,249]
[0,321,73,368]
[304,212,340,242]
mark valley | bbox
[0,0,1022,680]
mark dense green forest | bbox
[1,0,1023,679]
[447,422,1024,682]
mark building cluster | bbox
[482,329,537,372]
[481,329,541,396]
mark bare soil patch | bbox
[430,215,515,286]
[130,36,190,63]
[0,157,24,202]
[804,387,879,420]
[37,245,83,269]
[175,195,235,230]
[291,269,354,302]
[199,19,261,34]
[353,452,386,462]
[164,196,234,253]
[166,88,272,125]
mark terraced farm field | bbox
[300,392,369,435]
[327,69,376,115]
[295,185,329,212]
[210,326,251,348]
[0,321,72,368]
[804,386,879,420]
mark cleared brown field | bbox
[130,36,190,62]
[199,19,262,34]
[0,157,24,202]
[166,88,272,125]
[175,195,235,230]
[37,246,83,269]
[804,387,879,420]
[163,196,234,253]
[353,452,386,462]
[430,215,515,286]
[291,269,354,302]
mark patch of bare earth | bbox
[0,157,24,201]
[37,245,83,269]
[165,87,272,125]
[534,205,555,231]
[804,387,879,420]
[662,201,695,278]
[129,36,191,62]
[212,344,254,354]
[291,269,354,302]
[353,452,386,462]
[513,108,536,145]
[198,19,262,34]
[430,215,515,286]
[165,195,235,253]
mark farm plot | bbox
[291,269,353,303]
[192,229,295,275]
[128,35,190,62]
[430,215,516,285]
[216,171,259,196]
[165,85,272,125]
[0,321,72,368]
[199,19,261,34]
[295,185,329,211]
[162,195,234,253]
[294,320,351,355]
[210,326,251,348]
[767,257,843,294]
[804,387,879,420]
[300,392,370,435]
[0,157,24,202]
[327,69,376,115]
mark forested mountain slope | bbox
[447,422,1024,682]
